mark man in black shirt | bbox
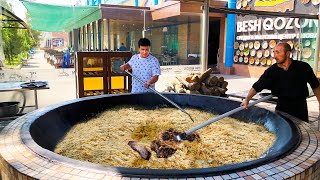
[241,42,320,122]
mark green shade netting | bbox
[22,1,101,32]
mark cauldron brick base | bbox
[0,113,319,180]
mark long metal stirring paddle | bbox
[125,70,194,122]
[174,94,273,141]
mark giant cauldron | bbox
[20,93,300,178]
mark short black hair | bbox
[138,38,151,47]
[278,42,292,53]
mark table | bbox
[0,81,49,110]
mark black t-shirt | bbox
[253,60,319,100]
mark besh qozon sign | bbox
[237,17,318,32]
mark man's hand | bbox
[240,99,249,109]
[144,82,151,88]
[119,64,125,72]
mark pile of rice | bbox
[54,105,276,169]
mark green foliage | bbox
[1,0,42,66]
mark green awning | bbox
[22,1,101,32]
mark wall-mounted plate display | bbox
[260,57,266,65]
[262,41,268,49]
[249,57,255,64]
[249,42,254,49]
[250,49,256,56]
[311,0,320,5]
[244,56,249,63]
[236,0,242,9]
[304,40,311,47]
[264,50,270,57]
[239,42,245,51]
[234,55,239,62]
[257,50,263,58]
[242,0,248,7]
[254,41,260,50]
[244,42,249,48]
[244,48,250,56]
[269,40,276,48]
[302,48,312,59]
[234,42,239,49]
[294,42,303,51]
[271,51,274,57]
[255,57,260,65]
[266,59,272,66]
[287,40,294,49]
[312,41,317,49]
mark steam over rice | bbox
[54,105,276,169]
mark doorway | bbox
[208,20,220,68]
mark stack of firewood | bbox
[165,68,228,96]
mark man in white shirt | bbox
[120,38,161,93]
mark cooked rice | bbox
[54,105,276,169]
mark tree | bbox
[0,0,41,66]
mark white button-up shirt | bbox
[128,54,161,93]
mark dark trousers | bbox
[276,98,308,122]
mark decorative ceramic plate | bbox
[234,55,239,62]
[304,40,311,47]
[244,56,249,63]
[244,48,250,56]
[244,42,249,48]
[264,50,270,57]
[239,56,244,63]
[287,40,294,49]
[269,40,276,48]
[245,5,251,10]
[249,57,255,64]
[266,59,272,66]
[260,57,266,65]
[311,0,320,5]
[256,50,263,58]
[250,49,256,56]
[294,42,303,51]
[262,41,268,49]
[234,42,239,49]
[242,0,248,7]
[254,41,260,50]
[255,57,260,65]
[302,48,312,59]
[240,51,244,56]
[272,58,276,64]
[249,42,254,49]
[236,0,242,9]
[271,51,274,57]
[239,42,245,51]
[236,50,240,55]
[312,41,317,49]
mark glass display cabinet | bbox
[76,52,132,98]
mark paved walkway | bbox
[6,50,319,131]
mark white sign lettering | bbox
[237,18,318,32]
